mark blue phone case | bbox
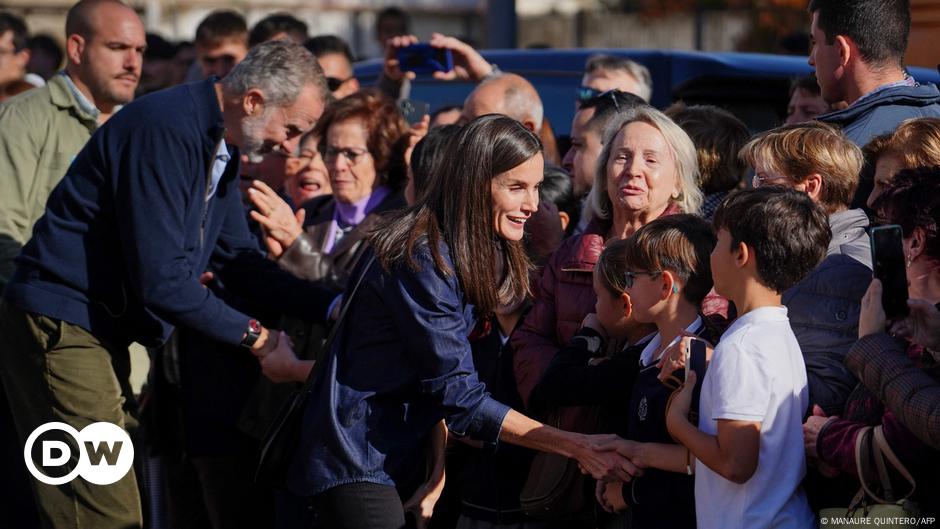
[397,44,454,74]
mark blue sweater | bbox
[5,79,332,347]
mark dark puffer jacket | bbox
[783,208,872,417]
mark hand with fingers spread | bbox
[247,180,305,258]
[426,33,494,82]
[889,298,940,353]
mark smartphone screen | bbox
[870,224,909,319]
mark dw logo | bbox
[23,422,134,485]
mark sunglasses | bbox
[577,88,626,111]
[623,270,662,289]
[326,76,354,92]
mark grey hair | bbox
[503,82,544,130]
[590,106,703,219]
[585,54,653,103]
[221,40,329,107]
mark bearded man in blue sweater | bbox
[0,40,334,529]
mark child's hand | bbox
[657,334,714,383]
[665,370,696,433]
[602,480,628,513]
[581,313,608,341]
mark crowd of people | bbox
[1,1,939,529]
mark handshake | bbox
[569,433,650,514]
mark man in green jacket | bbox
[0,0,145,291]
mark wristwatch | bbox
[240,319,262,349]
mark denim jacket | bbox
[288,240,511,497]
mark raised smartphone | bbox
[870,224,909,319]
[397,44,453,74]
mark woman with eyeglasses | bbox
[248,89,409,289]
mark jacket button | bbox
[835,310,847,321]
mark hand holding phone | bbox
[396,44,453,74]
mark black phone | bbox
[870,224,909,319]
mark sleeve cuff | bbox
[467,396,511,445]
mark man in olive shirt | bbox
[0,0,145,291]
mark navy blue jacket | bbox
[288,242,510,497]
[818,83,940,147]
[5,79,332,347]
[818,83,940,208]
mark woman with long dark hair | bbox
[263,115,637,528]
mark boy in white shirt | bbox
[666,187,832,529]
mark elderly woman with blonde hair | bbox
[512,104,704,422]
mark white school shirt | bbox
[695,306,815,529]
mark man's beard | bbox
[240,109,270,158]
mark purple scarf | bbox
[322,185,391,254]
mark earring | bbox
[906,254,913,268]
[672,284,679,295]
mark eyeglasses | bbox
[319,145,369,164]
[751,173,791,187]
[326,76,354,92]
[624,270,662,289]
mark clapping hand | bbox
[247,180,305,258]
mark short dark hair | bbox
[539,164,580,236]
[809,0,910,67]
[623,214,716,306]
[0,12,28,52]
[666,103,750,194]
[872,167,940,263]
[369,115,541,315]
[249,13,308,48]
[790,74,821,98]
[410,124,462,202]
[27,34,63,66]
[313,90,410,190]
[144,32,176,61]
[304,34,353,63]
[376,7,410,33]
[579,89,647,134]
[195,10,247,49]
[712,187,831,293]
